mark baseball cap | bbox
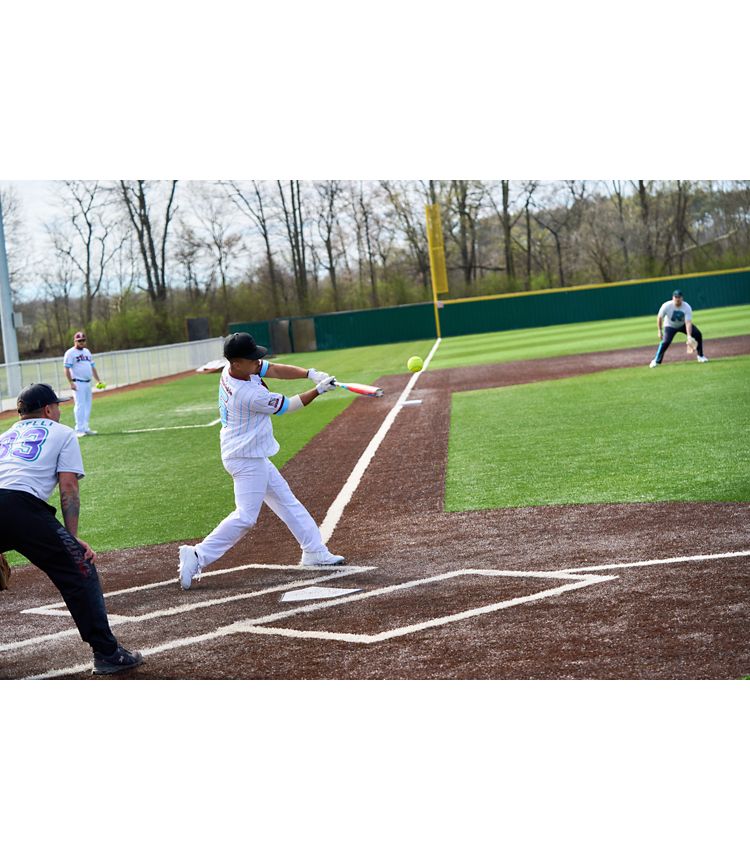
[17,383,72,414]
[223,332,268,361]
[74,331,86,339]
[672,289,683,297]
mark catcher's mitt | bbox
[686,335,698,354]
[0,552,10,591]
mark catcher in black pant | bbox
[0,383,142,676]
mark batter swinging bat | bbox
[334,381,384,397]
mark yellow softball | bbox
[407,355,423,373]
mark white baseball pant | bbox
[195,456,327,567]
[72,380,93,432]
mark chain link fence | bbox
[0,337,224,412]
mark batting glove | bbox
[316,376,337,394]
[307,368,329,384]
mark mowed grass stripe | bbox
[431,304,750,369]
[445,354,750,510]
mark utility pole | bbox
[0,198,22,397]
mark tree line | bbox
[1,179,749,360]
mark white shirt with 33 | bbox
[0,419,85,502]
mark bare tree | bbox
[530,182,589,289]
[633,180,658,276]
[515,181,539,290]
[0,185,31,296]
[118,180,178,319]
[185,183,243,326]
[224,180,282,316]
[174,223,204,302]
[446,180,485,287]
[606,180,632,278]
[40,257,76,349]
[358,182,381,307]
[276,180,309,313]
[314,180,346,310]
[46,181,123,325]
[381,180,431,293]
[671,180,693,274]
[487,181,522,287]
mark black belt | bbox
[72,379,92,383]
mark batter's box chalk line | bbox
[13,548,750,679]
[7,564,374,656]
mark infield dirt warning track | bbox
[2,338,749,680]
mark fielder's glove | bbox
[315,376,337,394]
[0,552,10,591]
[96,381,107,389]
[686,336,698,353]
[307,368,329,384]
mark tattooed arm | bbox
[58,472,96,561]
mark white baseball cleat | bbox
[76,432,86,438]
[697,355,709,363]
[649,360,659,368]
[84,429,98,435]
[300,549,345,566]
[178,545,202,589]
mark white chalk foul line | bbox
[318,337,442,545]
[518,549,750,577]
[123,418,221,434]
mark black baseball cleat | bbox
[92,645,144,676]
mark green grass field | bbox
[445,354,750,510]
[1,306,748,561]
[431,304,750,369]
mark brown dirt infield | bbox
[1,337,749,680]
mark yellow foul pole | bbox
[425,203,448,339]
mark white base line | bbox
[236,576,618,644]
[123,418,221,434]
[24,570,611,678]
[16,548,749,679]
[318,337,442,545]
[21,561,369,609]
[519,549,750,576]
[5,565,374,653]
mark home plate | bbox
[281,586,362,602]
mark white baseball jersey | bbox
[218,361,290,460]
[0,418,85,502]
[658,300,693,329]
[63,346,96,381]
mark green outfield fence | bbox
[229,267,750,352]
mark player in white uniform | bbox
[650,289,708,367]
[178,332,345,590]
[0,383,142,674]
[63,331,104,437]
